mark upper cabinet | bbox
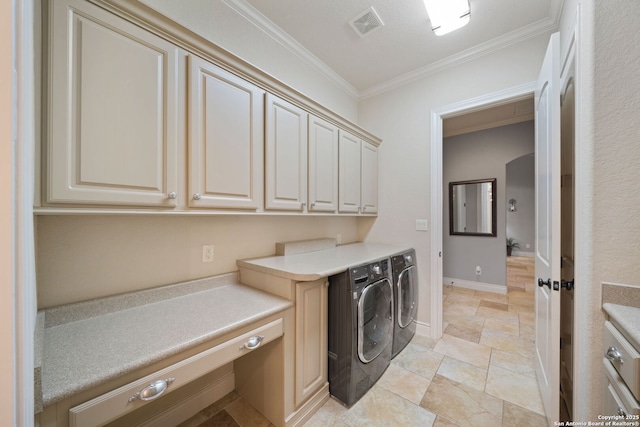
[308,116,339,213]
[45,0,180,207]
[265,94,308,211]
[339,131,378,215]
[40,0,381,215]
[188,55,264,210]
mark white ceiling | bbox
[240,0,564,94]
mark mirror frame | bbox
[449,178,497,237]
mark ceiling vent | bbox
[349,7,384,38]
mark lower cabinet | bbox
[239,268,329,415]
[295,279,328,406]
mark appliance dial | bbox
[372,264,382,275]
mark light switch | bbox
[415,219,428,231]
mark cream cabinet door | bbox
[308,116,338,213]
[46,0,179,207]
[295,279,328,406]
[188,56,264,209]
[360,141,378,214]
[265,94,308,211]
[338,131,361,213]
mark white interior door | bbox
[534,33,561,426]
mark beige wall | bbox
[1,0,15,422]
[36,215,361,308]
[358,32,551,325]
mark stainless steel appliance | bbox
[327,258,393,407]
[391,249,418,358]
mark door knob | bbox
[538,278,551,289]
[561,279,574,291]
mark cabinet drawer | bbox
[69,318,283,427]
[603,358,640,417]
[604,321,640,400]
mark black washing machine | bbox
[327,258,394,407]
[391,249,418,358]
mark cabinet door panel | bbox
[338,131,361,213]
[265,94,308,211]
[308,116,338,212]
[360,142,378,214]
[188,56,264,209]
[47,0,178,206]
[295,280,328,405]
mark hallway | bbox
[181,256,547,427]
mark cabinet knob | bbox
[167,192,177,199]
[606,346,624,364]
[617,407,627,417]
[193,193,201,201]
[311,202,316,208]
[362,206,367,212]
[301,201,306,209]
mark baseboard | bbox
[511,251,535,257]
[443,277,507,295]
[139,371,235,427]
[286,383,330,427]
[415,320,431,338]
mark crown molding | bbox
[221,0,359,100]
[360,17,558,100]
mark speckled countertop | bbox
[602,282,640,350]
[603,303,640,350]
[237,242,410,280]
[38,273,292,410]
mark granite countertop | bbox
[237,242,410,280]
[37,272,292,410]
[603,303,640,350]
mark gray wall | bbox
[506,154,535,253]
[443,121,534,286]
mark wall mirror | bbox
[449,178,497,236]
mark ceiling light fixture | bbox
[423,0,470,36]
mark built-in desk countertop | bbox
[36,273,292,412]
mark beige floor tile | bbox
[449,286,477,296]
[444,303,480,318]
[444,323,482,343]
[433,334,491,368]
[393,342,444,380]
[433,416,461,427]
[483,316,519,336]
[421,375,503,427]
[377,363,431,404]
[225,397,271,427]
[302,398,350,427]
[444,293,481,308]
[476,291,509,305]
[479,300,509,311]
[479,329,534,357]
[502,401,548,426]
[344,385,437,427]
[476,306,520,322]
[485,365,545,415]
[489,348,536,377]
[436,356,488,391]
[519,322,535,341]
[410,333,438,350]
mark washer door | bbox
[358,278,393,363]
[397,265,418,328]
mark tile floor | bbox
[181,256,547,427]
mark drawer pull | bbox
[606,346,624,364]
[128,378,175,402]
[239,335,264,351]
[617,407,627,417]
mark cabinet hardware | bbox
[605,346,624,364]
[193,193,201,200]
[128,378,175,402]
[239,335,264,350]
[167,192,177,199]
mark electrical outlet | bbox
[526,243,531,249]
[415,219,428,231]
[202,245,214,263]
[475,265,482,275]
